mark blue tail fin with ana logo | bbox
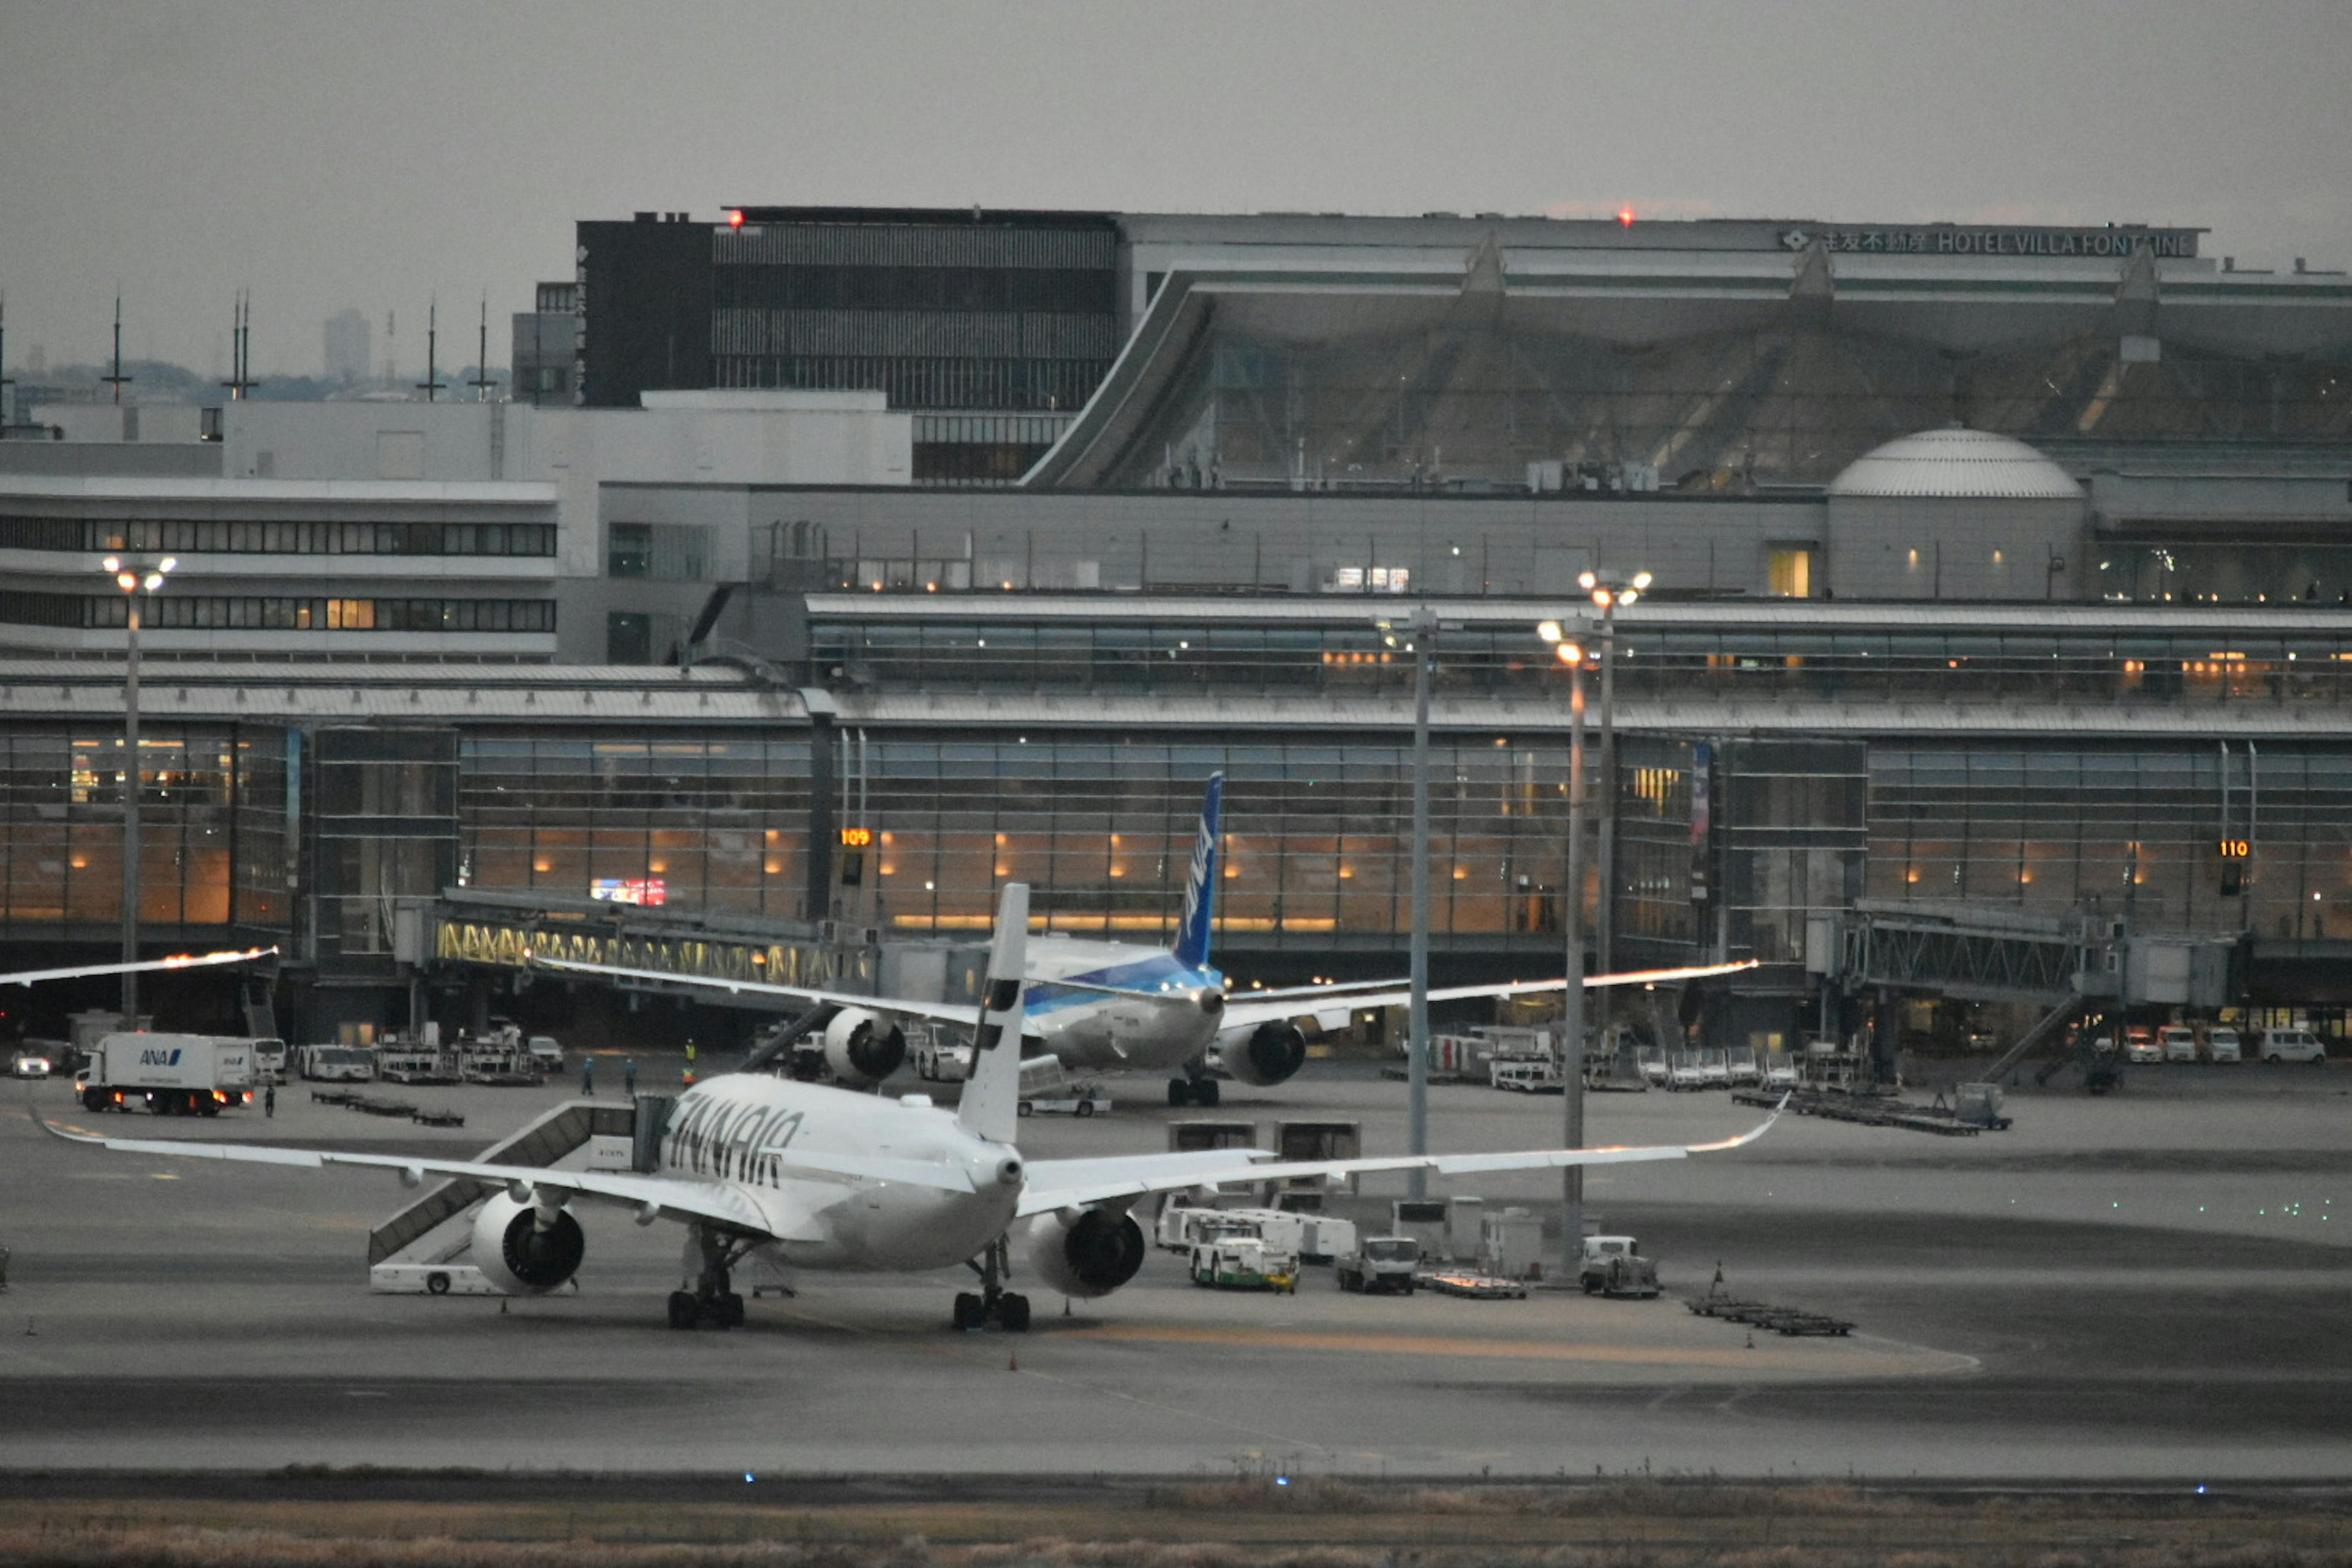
[1174,772,1224,969]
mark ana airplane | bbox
[40,888,1777,1332]
[536,774,1756,1106]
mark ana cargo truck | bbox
[77,1033,255,1116]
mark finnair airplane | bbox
[538,775,1755,1106]
[42,887,1776,1332]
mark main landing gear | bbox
[1166,1072,1220,1108]
[668,1224,754,1330]
[952,1234,1031,1332]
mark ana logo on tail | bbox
[1174,772,1224,969]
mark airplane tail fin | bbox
[1173,772,1224,970]
[956,882,1030,1144]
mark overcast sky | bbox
[4,0,2348,379]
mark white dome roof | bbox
[1828,426,2083,500]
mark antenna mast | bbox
[415,299,447,402]
[0,292,15,428]
[221,291,262,400]
[467,297,496,401]
[100,296,134,404]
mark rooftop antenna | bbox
[415,298,446,402]
[221,290,261,400]
[467,297,496,402]
[100,295,134,404]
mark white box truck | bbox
[77,1033,255,1116]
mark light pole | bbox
[102,553,175,1025]
[1536,616,1591,1274]
[1379,606,1438,1196]
[1580,568,1649,1074]
[1538,567,1648,1281]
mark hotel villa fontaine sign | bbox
[1780,225,2201,258]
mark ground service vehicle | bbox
[1490,1059,1564,1093]
[1335,1235,1420,1294]
[2203,1027,2242,1063]
[2160,1026,2198,1063]
[77,1033,254,1115]
[299,1045,377,1082]
[2124,1027,2163,1064]
[10,1050,52,1079]
[1578,1235,1661,1297]
[1189,1236,1298,1292]
[2258,1028,2329,1064]
[250,1038,288,1083]
[526,1035,563,1071]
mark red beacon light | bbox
[726,209,745,228]
[1618,206,1636,228]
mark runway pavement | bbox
[1,1060,2345,1480]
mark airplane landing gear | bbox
[953,1234,1030,1332]
[669,1224,753,1330]
[1167,1072,1219,1108]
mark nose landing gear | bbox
[952,1234,1030,1332]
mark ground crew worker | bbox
[582,1056,595,1096]
[624,1058,637,1096]
[264,1082,276,1118]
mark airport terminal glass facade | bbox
[454,734,815,921]
[1867,742,2352,941]
[0,725,285,938]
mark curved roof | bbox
[1828,426,2083,499]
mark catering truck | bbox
[77,1033,255,1115]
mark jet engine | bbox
[469,1191,586,1295]
[1022,1207,1147,1299]
[823,1008,907,1086]
[1218,1020,1308,1086]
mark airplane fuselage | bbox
[1020,935,1226,1072]
[657,1074,1021,1273]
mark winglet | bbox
[1173,772,1224,969]
[956,883,1030,1144]
[1684,1093,1787,1154]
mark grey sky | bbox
[4,0,2348,379]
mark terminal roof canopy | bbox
[1029,232,2352,494]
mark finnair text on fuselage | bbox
[658,1074,1019,1273]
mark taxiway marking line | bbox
[1063,1322,1863,1370]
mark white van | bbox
[2159,1025,2198,1063]
[526,1035,563,1071]
[2201,1027,2242,1064]
[2257,1028,2329,1065]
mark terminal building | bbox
[3,208,2351,1054]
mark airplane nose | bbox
[1198,989,1226,1017]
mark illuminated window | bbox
[1767,547,1815,598]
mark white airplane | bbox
[40,887,1777,1332]
[0,946,276,988]
[535,774,1756,1106]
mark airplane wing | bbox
[530,954,986,1029]
[1220,958,1760,1032]
[1013,1102,1781,1218]
[0,946,277,988]
[30,1106,802,1237]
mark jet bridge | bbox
[1809,901,2242,1085]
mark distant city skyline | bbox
[3,1,2348,375]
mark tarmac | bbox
[1,1056,2345,1480]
